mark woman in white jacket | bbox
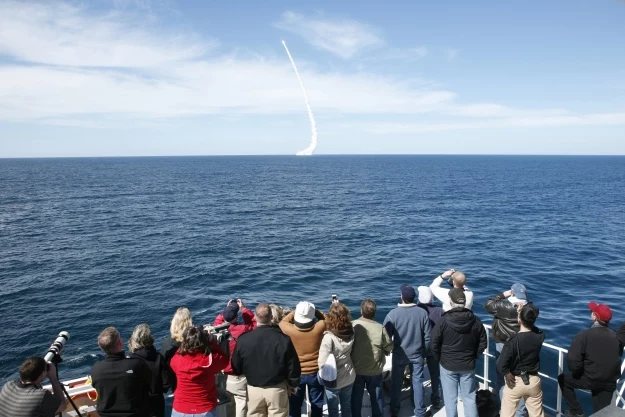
[318,302,356,417]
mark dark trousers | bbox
[289,373,325,417]
[558,373,615,415]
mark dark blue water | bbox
[1,156,624,394]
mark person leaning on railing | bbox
[558,302,624,417]
[496,304,545,417]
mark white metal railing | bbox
[480,323,625,416]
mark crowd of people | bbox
[2,270,625,417]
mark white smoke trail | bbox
[281,40,318,156]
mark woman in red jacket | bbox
[170,325,229,417]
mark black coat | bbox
[130,346,172,417]
[160,337,180,393]
[567,325,623,387]
[431,307,487,372]
[484,294,521,343]
[91,352,152,417]
[232,325,301,388]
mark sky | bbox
[0,0,624,157]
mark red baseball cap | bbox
[589,302,612,322]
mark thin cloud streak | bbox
[274,11,385,59]
[365,113,625,134]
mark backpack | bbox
[476,389,499,417]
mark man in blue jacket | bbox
[383,284,431,417]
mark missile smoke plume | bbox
[281,40,318,156]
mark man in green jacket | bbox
[351,299,393,417]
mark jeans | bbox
[439,365,478,417]
[289,373,325,417]
[426,353,442,405]
[558,373,615,416]
[171,409,220,417]
[326,384,353,417]
[496,342,527,417]
[391,356,426,417]
[351,374,384,417]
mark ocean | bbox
[1,155,624,410]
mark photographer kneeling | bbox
[496,304,545,417]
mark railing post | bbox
[557,350,564,416]
[484,324,490,391]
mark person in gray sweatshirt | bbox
[383,284,431,417]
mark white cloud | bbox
[0,0,622,138]
[0,1,215,68]
[364,113,625,134]
[447,48,459,61]
[275,11,385,59]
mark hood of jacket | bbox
[443,308,477,334]
[330,326,354,342]
[131,345,159,361]
[325,331,355,354]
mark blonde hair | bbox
[269,304,284,326]
[170,307,193,342]
[128,323,155,353]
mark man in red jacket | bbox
[214,299,257,417]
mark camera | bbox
[44,331,70,363]
[446,269,456,287]
[332,294,337,301]
[520,371,530,385]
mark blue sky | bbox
[0,0,624,156]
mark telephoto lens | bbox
[44,331,70,363]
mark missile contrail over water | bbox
[281,40,318,156]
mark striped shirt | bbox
[0,380,60,417]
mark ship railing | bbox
[480,323,625,416]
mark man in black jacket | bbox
[432,288,487,417]
[232,304,301,417]
[484,283,529,417]
[91,327,152,417]
[558,302,624,417]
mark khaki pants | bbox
[227,375,249,417]
[247,382,289,417]
[501,375,545,417]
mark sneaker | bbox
[430,400,442,409]
[563,410,586,417]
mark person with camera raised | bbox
[558,302,624,417]
[91,326,153,417]
[485,283,530,417]
[279,300,326,417]
[430,269,474,311]
[496,304,545,417]
[213,299,257,417]
[170,325,230,417]
[0,357,66,417]
[431,288,487,417]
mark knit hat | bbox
[400,284,416,303]
[589,302,612,322]
[294,301,315,324]
[418,286,433,304]
[223,303,240,322]
[511,283,527,300]
[449,288,466,305]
